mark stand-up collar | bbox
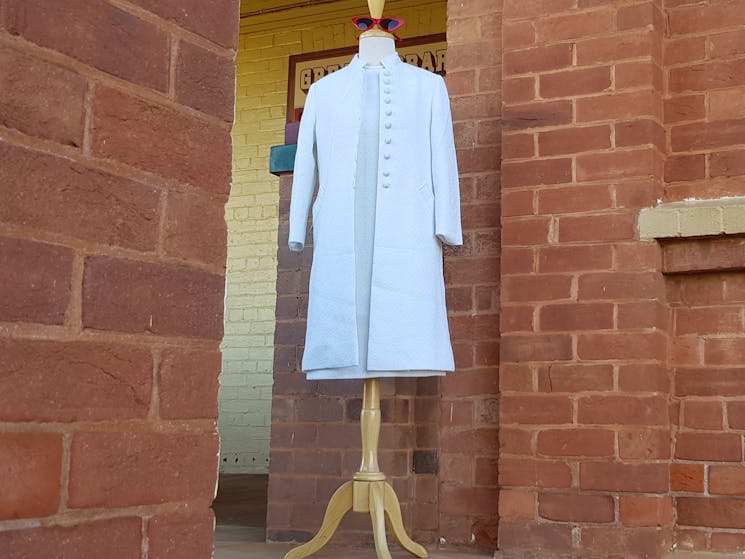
[348,51,402,71]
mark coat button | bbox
[384,122,392,129]
[384,138,391,144]
[384,88,391,94]
[383,79,391,85]
[385,109,392,116]
[383,153,391,159]
[383,171,390,177]
[384,98,391,104]
[383,70,391,76]
[382,182,390,188]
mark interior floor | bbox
[210,473,494,557]
[213,473,269,543]
[214,541,493,559]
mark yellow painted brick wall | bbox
[220,0,446,474]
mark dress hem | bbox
[305,369,448,380]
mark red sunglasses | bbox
[352,16,405,40]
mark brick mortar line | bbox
[501,133,667,149]
[141,517,149,559]
[0,221,225,277]
[501,5,628,24]
[506,62,652,79]
[523,325,666,332]
[686,333,745,340]
[502,302,660,310]
[503,210,638,219]
[501,428,672,438]
[0,125,231,205]
[167,36,179,100]
[450,91,507,101]
[662,145,745,156]
[502,124,613,137]
[0,324,222,351]
[533,62,665,78]
[666,24,745,41]
[530,488,666,497]
[664,175,742,187]
[533,86,667,104]
[503,34,656,55]
[663,51,745,69]
[0,499,215,534]
[502,121,664,136]
[108,0,237,57]
[155,190,168,258]
[502,202,641,218]
[0,419,218,434]
[148,349,162,421]
[82,81,94,156]
[66,252,85,334]
[59,433,72,513]
[0,32,234,130]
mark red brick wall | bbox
[664,0,745,201]
[0,1,237,557]
[497,0,745,557]
[667,255,745,553]
[498,1,674,557]
[439,0,502,547]
[663,0,745,552]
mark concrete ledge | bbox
[638,196,745,240]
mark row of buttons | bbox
[382,69,392,188]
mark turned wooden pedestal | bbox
[284,379,427,559]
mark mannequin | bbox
[283,11,431,559]
[285,0,462,552]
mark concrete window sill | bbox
[638,197,745,274]
[638,197,745,240]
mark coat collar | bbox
[348,51,402,71]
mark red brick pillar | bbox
[498,2,672,558]
[437,0,502,548]
[0,2,237,557]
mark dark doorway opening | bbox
[213,474,269,542]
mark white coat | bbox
[288,52,462,374]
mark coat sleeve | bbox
[288,83,318,252]
[430,75,463,247]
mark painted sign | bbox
[287,34,447,123]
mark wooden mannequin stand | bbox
[284,379,427,559]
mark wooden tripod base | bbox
[283,478,427,559]
[283,379,427,559]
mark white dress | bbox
[306,63,446,380]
